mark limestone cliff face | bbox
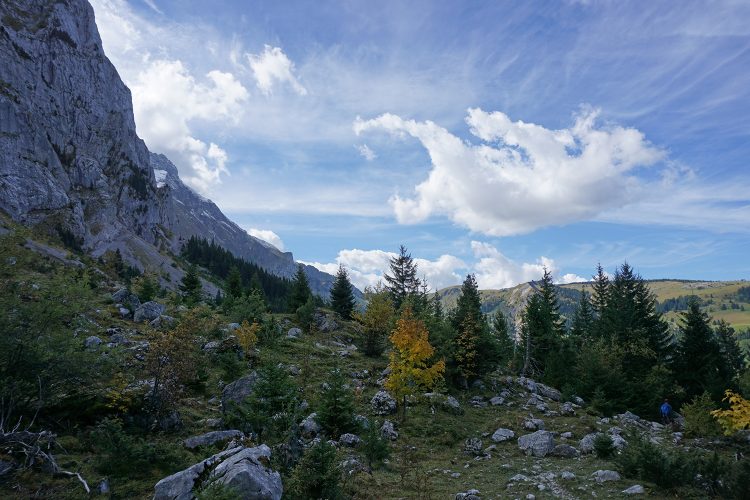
[0,0,336,296]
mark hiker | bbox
[660,399,672,424]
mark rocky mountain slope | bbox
[0,0,336,296]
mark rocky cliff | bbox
[0,0,335,296]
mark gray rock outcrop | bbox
[517,430,555,457]
[222,372,259,412]
[370,391,397,415]
[134,301,165,323]
[592,469,621,482]
[491,428,515,443]
[183,430,244,450]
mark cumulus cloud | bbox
[130,60,248,193]
[354,107,665,236]
[90,0,248,194]
[244,227,285,251]
[247,45,307,96]
[303,249,466,291]
[357,144,377,161]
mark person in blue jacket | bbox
[660,399,672,424]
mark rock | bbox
[113,289,141,310]
[443,395,463,415]
[489,396,505,406]
[579,432,601,454]
[184,430,245,450]
[370,391,397,415]
[592,469,621,483]
[560,402,575,415]
[516,377,538,393]
[470,395,487,408]
[134,301,165,323]
[118,306,131,318]
[222,372,259,412]
[209,445,282,500]
[464,437,483,455]
[471,379,486,390]
[491,428,515,443]
[286,327,302,339]
[672,412,685,430]
[339,433,361,447]
[517,430,555,457]
[623,484,645,495]
[98,479,110,495]
[550,444,580,458]
[354,415,369,429]
[536,383,562,401]
[573,396,585,405]
[380,420,398,441]
[560,471,576,480]
[455,489,481,500]
[509,474,530,482]
[524,418,545,431]
[150,314,175,328]
[611,434,628,450]
[84,335,102,349]
[560,431,573,439]
[157,411,183,432]
[340,457,367,475]
[314,311,339,332]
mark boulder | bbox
[150,314,175,328]
[184,430,245,450]
[443,395,463,415]
[491,428,515,443]
[560,471,576,480]
[489,396,505,406]
[134,301,165,323]
[611,434,628,450]
[222,372,259,412]
[592,469,621,483]
[455,489,481,500]
[578,432,601,454]
[536,383,562,401]
[524,418,545,431]
[209,445,282,499]
[560,402,575,415]
[623,484,645,495]
[370,391,397,415]
[314,312,339,333]
[517,430,555,457]
[339,433,361,447]
[154,446,241,500]
[286,327,302,339]
[470,396,487,408]
[464,437,483,456]
[84,335,102,349]
[113,288,141,310]
[550,444,580,458]
[560,431,573,439]
[118,307,131,318]
[380,420,398,441]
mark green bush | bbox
[317,366,357,438]
[195,482,240,500]
[682,392,722,437]
[361,420,390,468]
[287,441,342,500]
[593,433,616,459]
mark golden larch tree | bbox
[385,306,445,419]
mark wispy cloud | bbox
[247,45,307,96]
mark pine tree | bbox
[520,268,564,378]
[675,298,723,401]
[357,283,394,356]
[317,365,357,438]
[385,306,445,420]
[491,308,515,370]
[432,291,443,320]
[179,264,202,305]
[330,265,355,319]
[571,289,594,343]
[289,264,312,312]
[384,245,419,310]
[714,320,744,387]
[591,263,610,319]
[225,266,243,299]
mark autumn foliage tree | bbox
[711,390,750,435]
[357,283,395,356]
[235,320,260,358]
[385,306,445,419]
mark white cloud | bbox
[244,228,285,251]
[357,144,377,161]
[90,0,248,194]
[247,45,307,96]
[355,107,665,236]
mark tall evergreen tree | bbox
[289,264,312,312]
[675,299,723,401]
[591,263,610,319]
[179,264,202,305]
[384,245,419,310]
[330,265,356,319]
[714,320,744,388]
[491,308,515,370]
[317,365,357,437]
[570,290,594,344]
[432,291,443,321]
[520,268,564,378]
[225,266,244,299]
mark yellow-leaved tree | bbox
[710,390,750,435]
[235,320,260,358]
[385,306,445,420]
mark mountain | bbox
[0,0,336,296]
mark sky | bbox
[89,0,750,291]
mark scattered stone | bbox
[225,323,241,331]
[221,372,259,412]
[611,434,628,450]
[573,396,585,405]
[184,430,245,450]
[84,335,102,349]
[509,473,530,483]
[560,471,576,480]
[134,301,165,323]
[340,456,367,475]
[489,396,505,406]
[623,484,645,495]
[592,469,621,483]
[560,431,573,439]
[98,478,110,495]
[118,307,131,318]
[524,418,545,431]
[673,432,683,444]
[470,396,488,408]
[150,314,175,328]
[560,402,575,415]
[380,420,398,441]
[339,433,361,447]
[370,391,397,415]
[526,494,536,500]
[517,430,556,457]
[579,432,601,454]
[286,327,302,339]
[550,444,580,458]
[451,472,461,478]
[314,311,339,332]
[536,383,562,402]
[491,428,515,443]
[455,488,481,500]
[300,413,321,439]
[464,437,483,456]
[443,395,463,415]
[471,379,486,390]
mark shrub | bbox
[593,433,616,459]
[682,392,722,437]
[711,390,750,435]
[317,366,357,438]
[361,419,390,468]
[287,441,342,500]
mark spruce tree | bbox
[714,320,744,387]
[289,264,312,312]
[491,308,515,369]
[179,264,202,305]
[317,365,357,437]
[520,268,564,378]
[432,291,443,320]
[384,245,419,310]
[571,290,594,344]
[225,266,243,299]
[675,298,723,401]
[330,265,355,319]
[591,263,610,319]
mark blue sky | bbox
[90,0,750,290]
